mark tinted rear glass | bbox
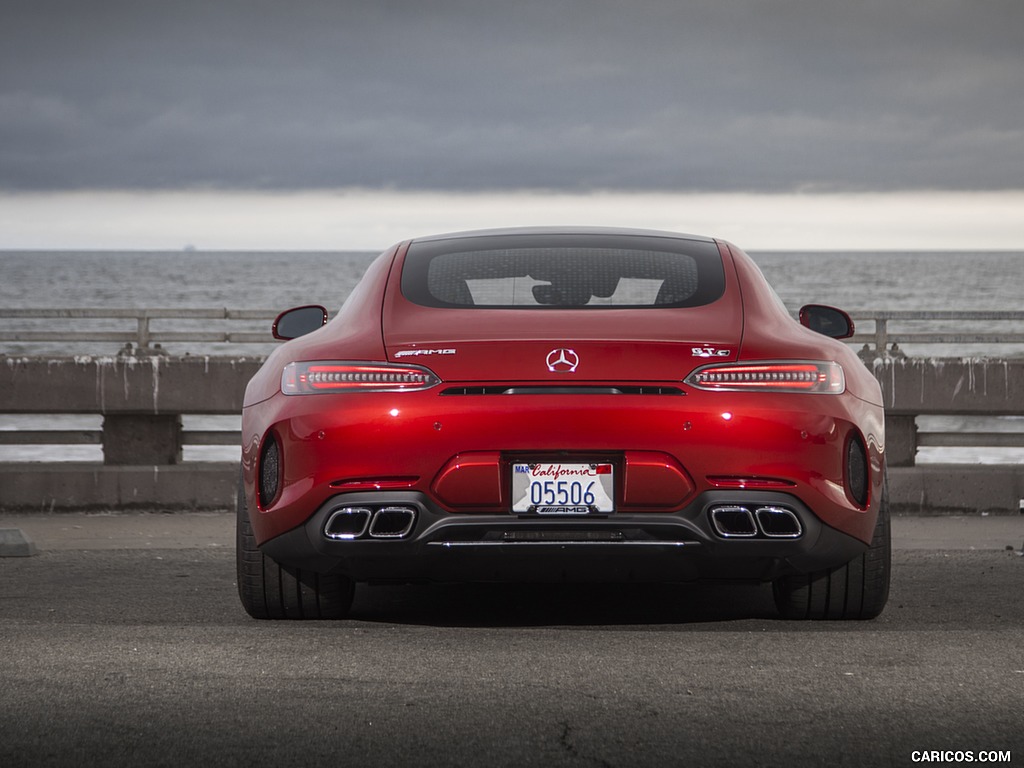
[401,234,725,309]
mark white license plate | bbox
[511,462,615,514]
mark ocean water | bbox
[2,249,1023,463]
[1,249,1023,357]
[0,250,379,359]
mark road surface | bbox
[1,512,1022,767]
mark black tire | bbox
[236,468,354,620]
[772,482,891,620]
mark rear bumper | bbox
[260,489,868,584]
[245,387,884,547]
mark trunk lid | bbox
[383,306,742,383]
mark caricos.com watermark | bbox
[911,751,1012,763]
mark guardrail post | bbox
[136,313,151,349]
[874,318,888,356]
[102,414,182,465]
[885,414,918,467]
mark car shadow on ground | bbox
[349,580,782,628]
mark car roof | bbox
[408,226,717,244]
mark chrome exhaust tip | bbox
[369,506,417,538]
[754,506,803,538]
[324,507,372,540]
[709,505,758,538]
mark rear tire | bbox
[236,468,354,620]
[772,482,891,620]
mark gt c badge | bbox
[692,346,732,358]
[546,348,580,373]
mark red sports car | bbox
[238,227,889,620]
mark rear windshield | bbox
[401,234,726,309]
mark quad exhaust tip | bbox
[324,506,417,540]
[324,507,372,540]
[755,506,803,538]
[709,504,802,539]
[368,506,417,538]
[708,506,757,538]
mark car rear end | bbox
[244,230,885,595]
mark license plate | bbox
[511,462,615,514]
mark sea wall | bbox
[1,355,1022,514]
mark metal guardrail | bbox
[0,308,279,349]
[0,429,240,447]
[2,308,1024,355]
[848,311,1024,355]
[917,432,1024,448]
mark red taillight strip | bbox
[706,475,797,489]
[685,361,845,394]
[281,362,440,395]
[329,477,419,490]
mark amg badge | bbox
[394,348,456,359]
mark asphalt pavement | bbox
[3,509,1024,552]
[1,512,1022,768]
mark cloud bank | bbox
[2,0,1022,193]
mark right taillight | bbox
[685,361,845,394]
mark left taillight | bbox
[281,361,440,395]
[685,361,845,394]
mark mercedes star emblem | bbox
[546,348,580,373]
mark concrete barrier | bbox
[1,354,1022,514]
[0,354,262,415]
[0,462,239,512]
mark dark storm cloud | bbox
[1,0,1022,192]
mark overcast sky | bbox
[2,0,1022,248]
